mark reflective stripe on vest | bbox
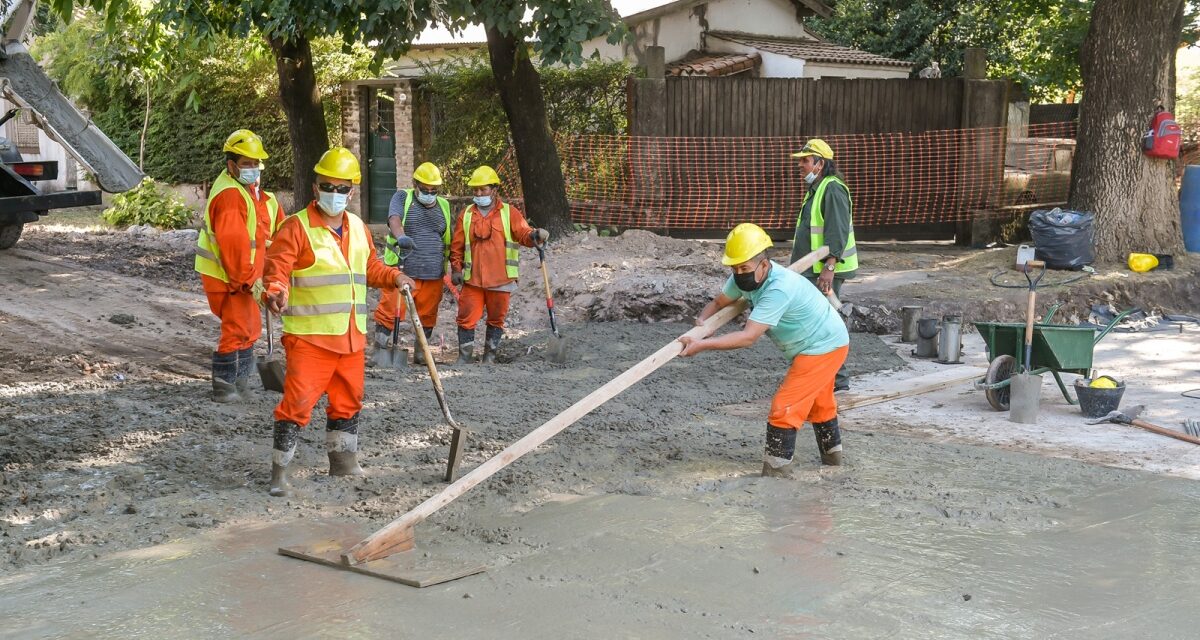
[383,189,452,269]
[194,171,281,282]
[801,176,858,274]
[461,203,519,282]
[282,211,370,336]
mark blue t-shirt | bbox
[722,262,849,358]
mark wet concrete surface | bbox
[3,432,1198,639]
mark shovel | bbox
[1087,405,1200,446]
[256,309,286,393]
[1009,260,1046,424]
[401,285,470,482]
[534,240,569,363]
[370,301,409,371]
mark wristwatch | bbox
[823,261,836,272]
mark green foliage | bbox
[809,0,1100,101]
[102,178,196,229]
[419,54,631,186]
[33,11,375,187]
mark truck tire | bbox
[0,223,23,250]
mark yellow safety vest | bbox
[461,203,519,282]
[383,189,452,270]
[194,171,282,282]
[801,176,859,274]
[282,210,370,336]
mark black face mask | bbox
[734,262,767,292]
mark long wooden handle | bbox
[539,256,554,301]
[402,287,459,430]
[1130,418,1200,446]
[342,247,831,564]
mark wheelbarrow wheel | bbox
[985,355,1016,411]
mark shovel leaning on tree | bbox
[401,285,470,481]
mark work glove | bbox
[394,235,416,253]
[250,278,266,306]
[451,270,464,286]
[533,228,550,244]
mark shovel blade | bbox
[371,346,409,371]
[548,334,570,364]
[257,357,286,393]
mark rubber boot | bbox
[327,415,364,476]
[761,424,797,478]
[413,327,433,366]
[270,420,299,497]
[456,327,475,365]
[481,326,502,364]
[234,347,256,400]
[211,351,239,403]
[813,418,844,466]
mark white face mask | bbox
[804,171,819,185]
[318,192,349,215]
[416,191,437,206]
[473,195,493,209]
[237,167,261,185]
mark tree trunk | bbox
[269,34,329,212]
[1068,0,1187,261]
[139,82,150,170]
[483,26,574,236]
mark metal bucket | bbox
[914,318,940,358]
[937,314,963,364]
[901,306,923,343]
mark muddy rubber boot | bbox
[813,418,844,466]
[481,326,502,364]
[761,424,797,478]
[327,415,363,476]
[270,420,299,497]
[413,327,433,366]
[234,347,256,400]
[456,328,475,365]
[211,351,239,403]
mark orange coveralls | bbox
[448,198,537,330]
[201,185,276,353]
[263,204,400,427]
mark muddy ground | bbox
[2,216,1198,593]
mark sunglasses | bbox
[318,183,353,194]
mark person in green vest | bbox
[194,129,283,402]
[790,138,857,392]
[373,162,454,366]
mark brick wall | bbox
[393,80,415,189]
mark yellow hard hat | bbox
[223,129,269,160]
[791,138,834,160]
[413,161,443,186]
[1089,376,1119,389]
[1127,253,1158,273]
[722,223,773,266]
[314,147,361,184]
[466,165,501,187]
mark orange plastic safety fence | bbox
[497,122,1077,230]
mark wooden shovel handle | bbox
[1130,418,1200,446]
[401,286,459,430]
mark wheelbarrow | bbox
[973,305,1136,411]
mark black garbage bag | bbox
[1029,208,1095,270]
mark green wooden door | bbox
[366,88,396,223]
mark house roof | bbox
[667,51,762,77]
[708,31,913,69]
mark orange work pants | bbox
[205,290,262,353]
[456,284,510,330]
[767,344,849,430]
[373,278,444,331]
[273,336,365,427]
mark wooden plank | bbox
[839,368,987,411]
[339,247,832,565]
[279,539,486,588]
